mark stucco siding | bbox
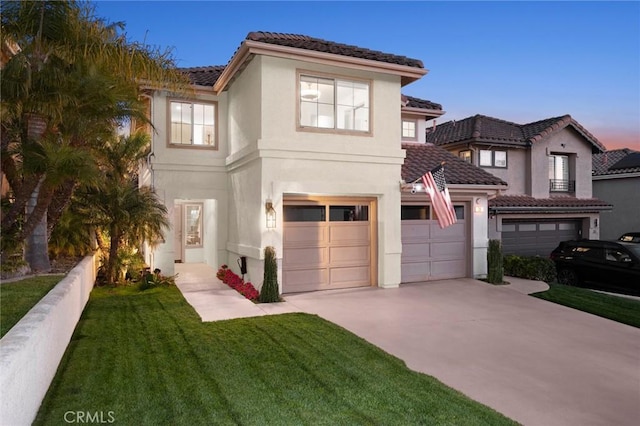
[534,128,594,198]
[593,176,640,240]
[258,56,401,153]
[150,168,229,276]
[227,57,262,156]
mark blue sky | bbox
[94,1,639,150]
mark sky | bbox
[93,0,640,151]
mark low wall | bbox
[0,253,98,426]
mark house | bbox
[138,32,506,293]
[426,114,611,257]
[592,149,640,240]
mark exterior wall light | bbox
[474,198,484,214]
[265,201,276,229]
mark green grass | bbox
[35,286,517,425]
[0,275,64,338]
[532,283,640,328]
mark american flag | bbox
[422,165,457,229]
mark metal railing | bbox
[549,179,575,192]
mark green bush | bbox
[259,246,281,303]
[504,254,556,282]
[487,239,504,284]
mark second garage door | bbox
[282,198,376,293]
[401,204,468,283]
[501,219,582,257]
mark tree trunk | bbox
[24,180,51,272]
[105,227,121,285]
[47,180,77,237]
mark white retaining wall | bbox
[0,254,98,426]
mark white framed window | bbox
[299,73,370,133]
[402,120,417,139]
[169,100,217,148]
[479,149,507,168]
[459,150,472,163]
[184,204,203,247]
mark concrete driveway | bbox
[284,279,640,426]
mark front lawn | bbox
[35,286,517,425]
[0,275,64,338]
[532,283,640,328]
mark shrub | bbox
[259,246,281,303]
[504,254,556,282]
[487,239,504,284]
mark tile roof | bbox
[426,114,606,152]
[402,143,507,186]
[401,94,442,111]
[246,32,424,69]
[489,195,612,212]
[179,66,226,86]
[592,149,640,176]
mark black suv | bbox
[550,239,640,296]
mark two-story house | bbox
[139,32,507,293]
[592,149,640,240]
[426,114,612,257]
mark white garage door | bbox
[401,204,467,283]
[283,198,375,293]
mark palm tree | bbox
[1,0,189,270]
[81,132,169,285]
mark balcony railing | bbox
[549,179,575,192]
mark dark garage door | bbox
[502,220,582,257]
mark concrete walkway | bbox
[175,264,640,426]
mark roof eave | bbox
[592,171,640,180]
[402,107,445,119]
[213,40,428,94]
[489,205,612,213]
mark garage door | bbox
[501,220,582,257]
[282,198,375,293]
[401,204,467,283]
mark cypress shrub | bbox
[259,246,280,303]
[487,239,504,284]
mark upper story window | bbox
[459,150,472,163]
[549,154,574,192]
[402,120,417,139]
[479,149,507,168]
[299,74,370,133]
[170,100,217,148]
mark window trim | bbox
[401,119,417,140]
[479,149,507,168]
[167,98,219,150]
[296,70,373,136]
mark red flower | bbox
[216,265,259,301]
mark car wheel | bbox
[558,269,579,286]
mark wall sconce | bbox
[474,198,484,214]
[265,201,276,229]
[411,183,424,194]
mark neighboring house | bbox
[592,149,640,240]
[426,114,611,257]
[138,31,506,293]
